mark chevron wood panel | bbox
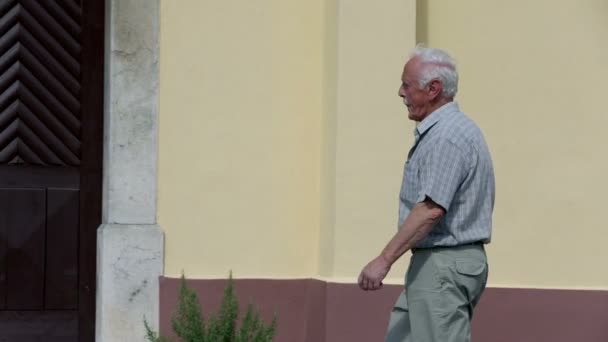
[0,0,82,166]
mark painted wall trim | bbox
[159,277,608,342]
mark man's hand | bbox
[358,201,444,291]
[358,255,391,291]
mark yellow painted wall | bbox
[159,0,418,281]
[159,0,326,278]
[327,0,417,281]
[159,0,606,289]
[318,0,339,277]
[418,0,608,288]
[159,0,418,280]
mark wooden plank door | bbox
[0,0,103,341]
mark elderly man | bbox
[358,46,495,342]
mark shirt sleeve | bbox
[416,139,470,211]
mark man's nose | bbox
[398,86,405,97]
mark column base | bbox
[96,224,164,341]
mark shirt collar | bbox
[415,101,460,138]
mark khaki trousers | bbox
[385,244,488,342]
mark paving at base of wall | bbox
[159,277,608,342]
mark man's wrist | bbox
[380,252,394,266]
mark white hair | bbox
[410,45,458,99]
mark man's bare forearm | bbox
[380,200,445,265]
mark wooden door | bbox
[0,0,103,341]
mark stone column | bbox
[96,1,163,341]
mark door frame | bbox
[79,0,105,340]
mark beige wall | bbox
[418,0,608,288]
[159,0,417,280]
[327,0,416,281]
[159,0,326,278]
[159,0,607,289]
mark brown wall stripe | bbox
[160,277,608,342]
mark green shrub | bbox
[144,272,277,342]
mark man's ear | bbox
[427,79,443,100]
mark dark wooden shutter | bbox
[0,0,82,166]
[0,1,102,341]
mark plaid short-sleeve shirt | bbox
[398,102,495,248]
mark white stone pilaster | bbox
[96,0,163,341]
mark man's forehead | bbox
[402,57,419,80]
